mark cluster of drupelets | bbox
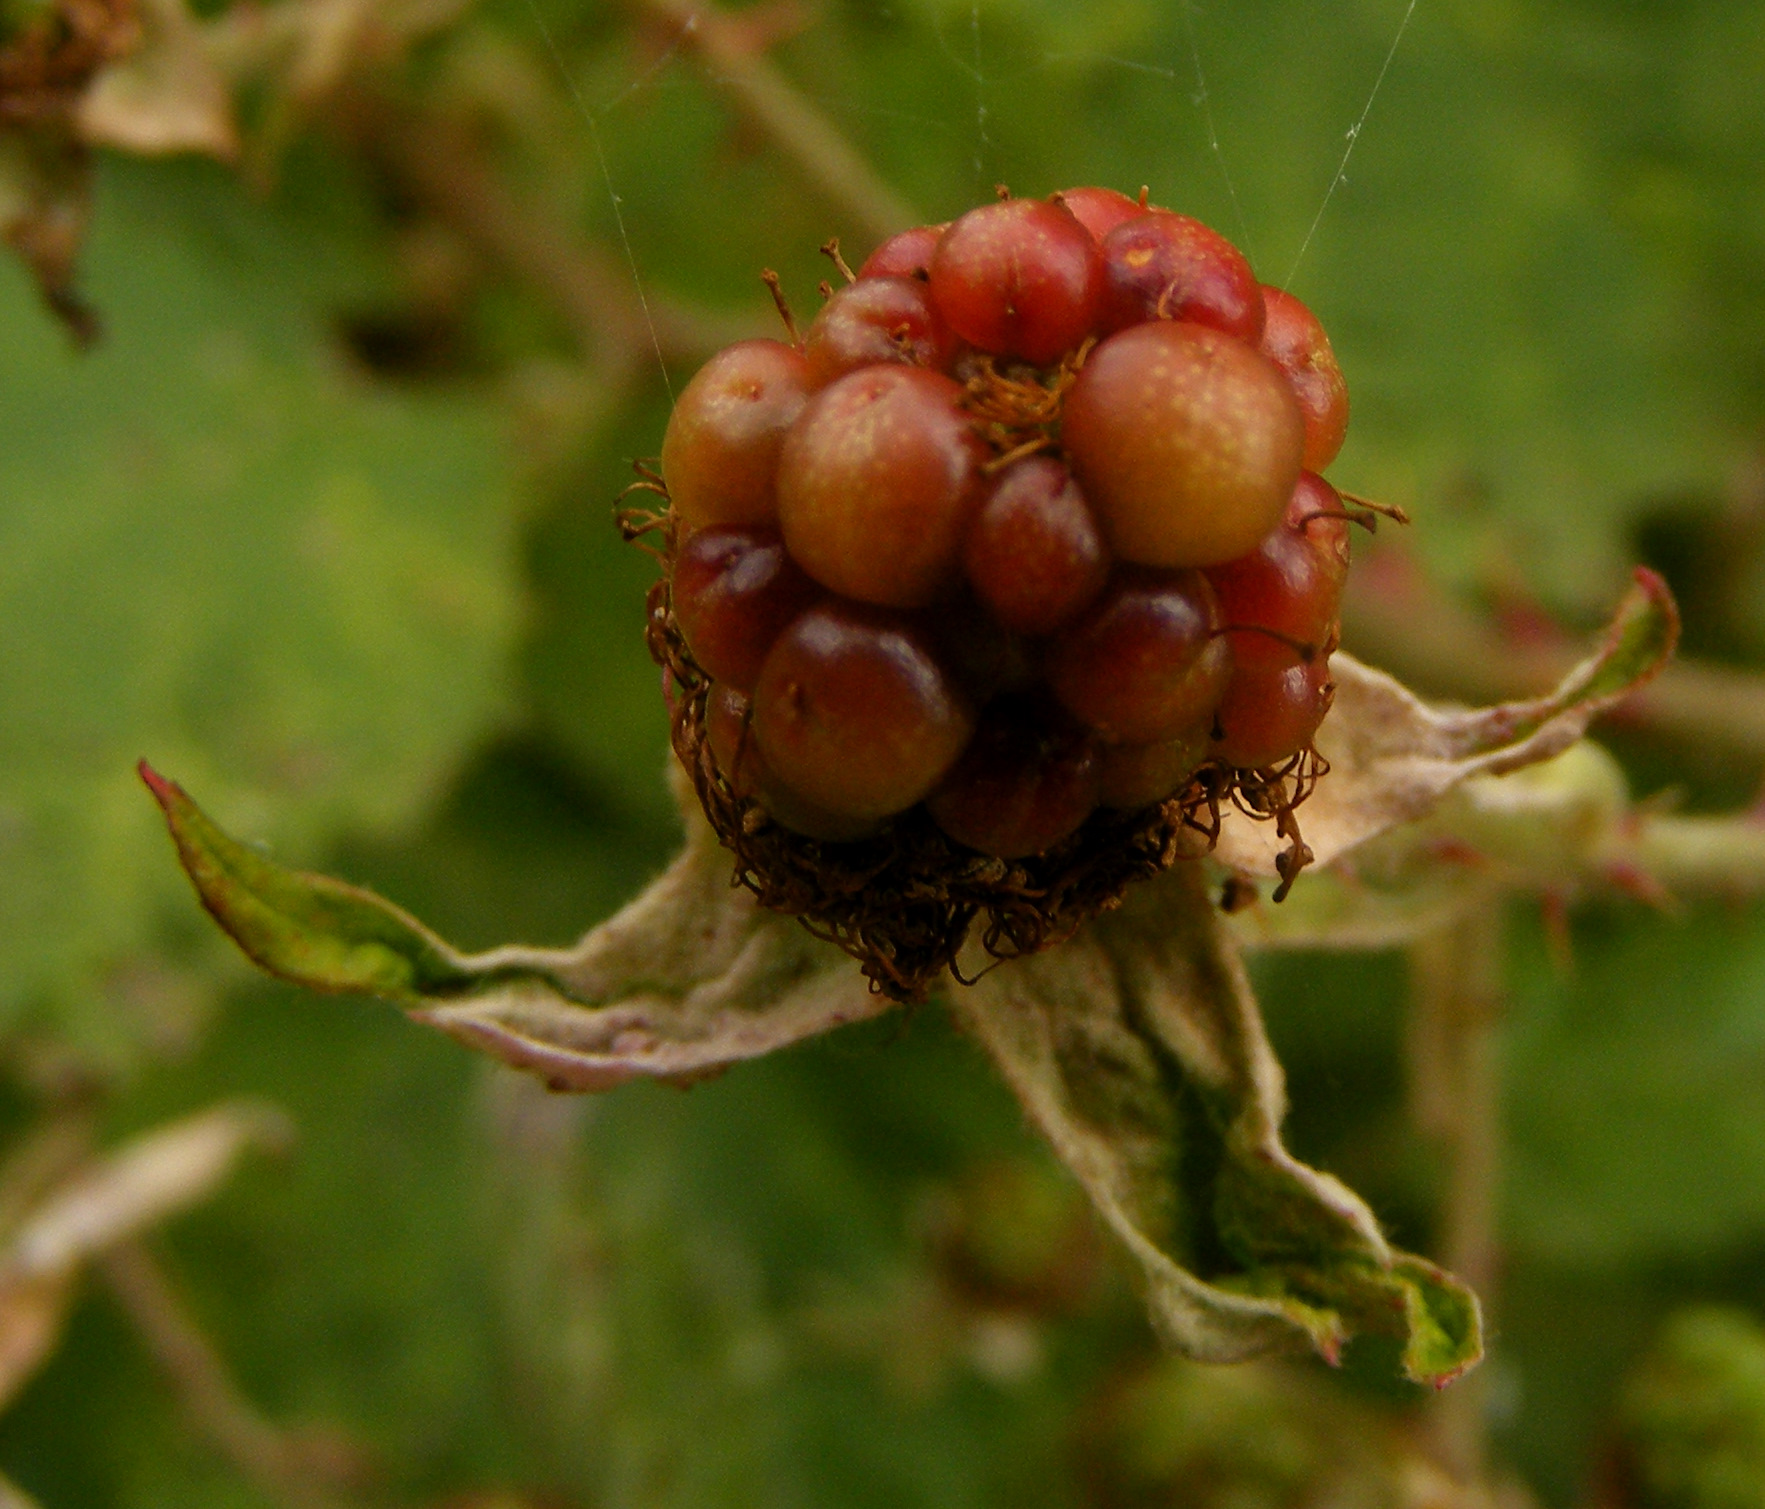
[631,184,1382,1000]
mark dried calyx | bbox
[631,504,1328,1003]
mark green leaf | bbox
[952,862,1481,1387]
[140,762,470,1002]
[1618,1307,1765,1509]
[0,155,518,1067]
[1504,900,1765,1264]
[144,764,891,1091]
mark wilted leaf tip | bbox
[1458,567,1680,757]
[136,758,173,805]
[1607,565,1681,697]
[140,761,888,1094]
[138,760,470,1002]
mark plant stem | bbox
[1409,897,1506,1484]
[347,94,752,379]
[100,1241,363,1509]
[633,0,919,244]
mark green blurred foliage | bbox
[1506,905,1765,1265]
[1617,1307,1765,1509]
[4,0,1765,1503]
[0,152,518,1073]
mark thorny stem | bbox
[1617,811,1765,895]
[100,1241,362,1509]
[632,0,918,244]
[1409,899,1506,1486]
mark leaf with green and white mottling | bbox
[0,156,517,1067]
[144,764,889,1091]
[145,558,1675,1390]
[1227,692,1765,962]
[953,862,1481,1387]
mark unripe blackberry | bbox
[1045,567,1232,745]
[661,339,812,532]
[1259,286,1350,472]
[1062,322,1305,569]
[1098,211,1263,341]
[637,185,1372,999]
[963,456,1109,636]
[929,197,1103,364]
[1096,729,1211,810]
[1205,477,1348,654]
[804,276,959,385]
[1210,646,1334,771]
[1057,185,1147,242]
[926,697,1100,859]
[672,526,820,693]
[706,682,881,842]
[859,224,945,281]
[749,600,974,820]
[777,366,986,608]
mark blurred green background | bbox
[4,0,1765,1503]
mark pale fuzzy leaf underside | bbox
[142,762,885,1092]
[148,749,1480,1381]
[141,578,1675,1386]
[76,0,238,159]
[1226,739,1630,951]
[954,863,1480,1385]
[1215,568,1679,881]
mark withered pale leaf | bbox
[1226,740,1628,951]
[0,1101,283,1411]
[953,861,1481,1386]
[0,1103,288,1287]
[1215,569,1678,881]
[142,576,1675,1386]
[0,130,99,345]
[143,762,887,1091]
[0,1469,44,1508]
[76,0,237,159]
